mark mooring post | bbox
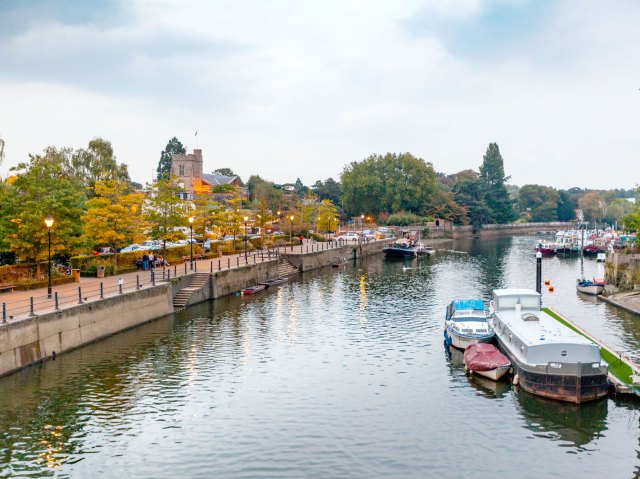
[227,257,230,269]
[184,262,187,275]
[210,261,213,273]
[174,264,177,277]
[236,256,239,268]
[536,251,542,294]
[218,259,221,271]
[118,277,124,294]
[29,297,35,317]
[54,292,60,310]
[162,268,166,280]
[78,286,83,304]
[195,261,198,272]
[151,271,155,286]
[2,302,6,323]
[136,275,140,290]
[168,269,171,280]
[100,282,104,299]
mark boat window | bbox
[521,313,539,322]
[549,362,562,368]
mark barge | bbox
[490,288,608,403]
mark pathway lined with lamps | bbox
[0,237,376,323]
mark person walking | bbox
[142,253,149,271]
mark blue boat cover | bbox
[453,299,485,311]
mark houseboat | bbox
[490,289,608,403]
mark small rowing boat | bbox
[241,285,266,295]
[464,343,511,381]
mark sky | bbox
[0,0,639,189]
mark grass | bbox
[542,307,634,385]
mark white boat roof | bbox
[493,288,541,299]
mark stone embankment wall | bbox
[282,240,386,272]
[449,222,572,239]
[0,284,173,378]
[605,253,640,290]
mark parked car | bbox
[335,232,360,242]
[93,246,113,255]
[120,244,142,253]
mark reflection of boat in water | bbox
[576,290,598,303]
[444,299,494,350]
[513,388,608,448]
[444,343,511,398]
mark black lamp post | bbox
[360,214,364,240]
[45,216,54,299]
[188,216,194,270]
[289,215,294,245]
[244,215,249,261]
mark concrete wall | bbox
[211,261,279,299]
[0,284,173,378]
[605,252,640,289]
[283,240,386,272]
[450,222,572,239]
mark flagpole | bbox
[195,130,198,148]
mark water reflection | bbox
[513,389,608,449]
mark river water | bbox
[1,235,639,478]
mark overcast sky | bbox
[1,0,638,189]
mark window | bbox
[179,164,185,176]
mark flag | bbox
[195,130,198,137]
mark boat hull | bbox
[383,247,417,258]
[445,327,494,350]
[576,284,604,295]
[495,338,608,403]
[472,365,511,381]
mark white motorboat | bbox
[444,299,494,350]
[576,278,605,295]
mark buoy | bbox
[548,285,554,292]
[544,279,550,285]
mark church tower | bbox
[171,149,203,199]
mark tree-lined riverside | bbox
[1,236,639,477]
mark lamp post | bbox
[289,215,294,245]
[360,214,365,238]
[45,216,54,299]
[243,215,249,261]
[188,216,194,270]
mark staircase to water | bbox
[278,260,299,277]
[173,273,210,310]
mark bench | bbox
[182,254,204,262]
[0,282,15,293]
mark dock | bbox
[543,307,640,399]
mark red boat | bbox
[534,242,556,255]
[464,343,511,381]
[241,285,266,295]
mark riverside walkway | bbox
[0,240,364,323]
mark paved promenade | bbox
[0,240,354,323]
[600,290,640,316]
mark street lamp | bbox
[243,215,249,261]
[45,216,54,299]
[289,215,294,245]
[188,216,194,270]
[360,214,365,238]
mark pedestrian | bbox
[149,252,155,269]
[299,234,304,245]
[142,253,149,271]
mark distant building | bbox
[171,149,245,200]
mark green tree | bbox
[254,198,274,246]
[578,192,607,226]
[190,192,222,242]
[213,168,236,176]
[312,178,342,205]
[341,152,437,217]
[247,175,285,211]
[479,143,516,224]
[604,198,635,225]
[299,193,318,235]
[452,177,491,228]
[157,137,186,180]
[71,138,131,195]
[81,178,146,271]
[557,190,577,222]
[517,185,560,222]
[5,148,86,274]
[145,176,189,254]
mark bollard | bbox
[162,268,166,280]
[236,257,239,267]
[137,275,140,290]
[306,245,308,254]
[100,282,104,299]
[228,257,230,269]
[184,262,187,275]
[29,297,35,317]
[253,254,256,264]
[152,271,156,286]
[218,259,221,271]
[78,286,84,304]
[118,277,124,294]
[195,261,197,272]
[54,292,60,310]
[2,302,6,323]
[168,269,171,280]
[210,261,213,273]
[174,264,177,277]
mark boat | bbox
[464,343,511,381]
[490,288,608,403]
[383,238,432,258]
[241,284,266,295]
[260,277,288,287]
[534,241,556,255]
[444,299,495,350]
[576,278,605,295]
[596,252,606,262]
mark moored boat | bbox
[260,277,288,287]
[464,343,511,381]
[534,241,556,255]
[490,288,608,403]
[576,278,605,296]
[383,238,432,258]
[444,299,494,350]
[241,284,266,295]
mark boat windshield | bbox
[453,299,484,310]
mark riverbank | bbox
[0,240,388,378]
[599,291,640,316]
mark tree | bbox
[316,199,339,234]
[213,168,236,177]
[452,177,491,228]
[517,185,560,222]
[190,192,222,242]
[0,136,5,170]
[578,192,607,226]
[71,138,131,195]
[299,193,318,235]
[145,176,189,254]
[479,143,516,224]
[81,178,146,271]
[223,188,245,248]
[294,178,309,196]
[247,175,285,211]
[341,152,437,217]
[604,198,635,225]
[253,198,274,246]
[557,190,577,222]
[157,137,185,180]
[5,147,86,275]
[312,178,342,205]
